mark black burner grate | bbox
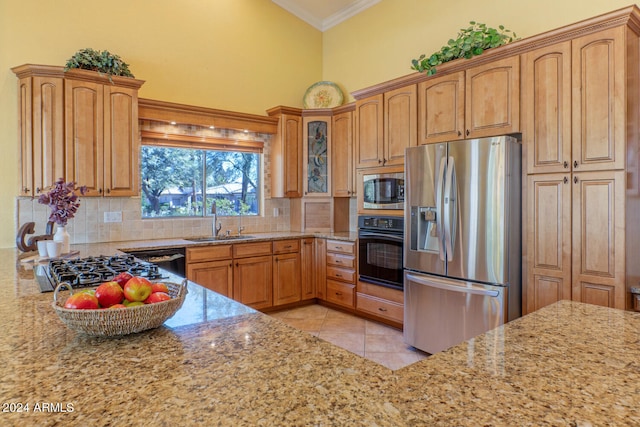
[41,254,163,291]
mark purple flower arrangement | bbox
[38,178,87,226]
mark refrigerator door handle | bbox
[443,156,456,261]
[405,273,500,297]
[436,156,447,261]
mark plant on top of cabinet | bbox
[64,48,134,79]
[411,22,518,76]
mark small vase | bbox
[54,225,71,254]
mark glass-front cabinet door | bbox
[303,115,332,196]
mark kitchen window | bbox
[140,133,262,219]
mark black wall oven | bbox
[358,216,404,290]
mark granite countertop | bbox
[2,241,640,426]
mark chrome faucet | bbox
[211,201,222,237]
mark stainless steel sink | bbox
[187,235,255,242]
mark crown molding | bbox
[272,0,380,31]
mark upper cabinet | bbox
[302,112,332,197]
[521,41,572,174]
[571,27,626,172]
[465,56,520,138]
[418,57,519,144]
[355,85,417,168]
[13,68,65,196]
[12,65,144,197]
[332,104,355,197]
[267,106,303,198]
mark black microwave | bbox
[362,173,404,210]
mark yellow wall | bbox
[0,0,322,248]
[0,0,635,248]
[322,0,636,99]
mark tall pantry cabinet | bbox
[522,24,639,312]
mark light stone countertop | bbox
[2,238,640,426]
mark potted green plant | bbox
[411,22,518,76]
[64,48,134,79]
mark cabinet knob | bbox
[466,129,470,136]
[23,187,30,194]
[378,159,382,164]
[573,176,578,184]
[457,130,462,137]
[336,273,342,278]
[235,262,239,267]
[35,187,40,194]
[574,160,578,168]
[275,257,278,262]
[378,307,387,312]
[335,292,342,296]
[563,176,568,184]
[106,188,111,194]
[99,188,103,194]
[563,161,569,168]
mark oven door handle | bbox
[358,231,404,242]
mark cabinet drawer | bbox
[233,241,273,258]
[357,293,403,323]
[357,281,403,304]
[326,240,355,255]
[327,252,355,268]
[327,266,356,283]
[326,279,355,308]
[273,239,300,254]
[187,245,232,263]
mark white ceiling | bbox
[272,0,381,31]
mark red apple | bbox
[151,282,169,294]
[112,272,133,287]
[108,304,127,309]
[123,277,153,302]
[94,281,124,308]
[144,292,171,304]
[64,292,100,310]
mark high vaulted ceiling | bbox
[272,0,381,31]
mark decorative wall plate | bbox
[303,81,344,109]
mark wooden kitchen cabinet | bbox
[525,174,572,314]
[355,85,417,168]
[12,66,65,196]
[332,105,355,197]
[356,281,404,326]
[324,240,356,309]
[267,106,303,198]
[187,259,233,298]
[315,238,327,300]
[302,113,332,197]
[418,71,465,144]
[418,56,519,144]
[186,245,234,298]
[273,239,302,306]
[232,241,273,310]
[571,27,625,172]
[65,77,140,197]
[465,56,520,138]
[521,41,572,175]
[571,171,625,309]
[234,255,273,310]
[301,238,316,300]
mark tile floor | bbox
[268,304,428,370]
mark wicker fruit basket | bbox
[52,279,188,337]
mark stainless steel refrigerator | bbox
[403,136,521,354]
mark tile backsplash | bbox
[17,196,292,244]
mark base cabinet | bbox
[234,255,273,310]
[273,239,302,306]
[356,281,403,326]
[301,238,316,300]
[187,260,233,298]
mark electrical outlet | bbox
[273,207,279,217]
[104,211,122,223]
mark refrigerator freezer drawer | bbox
[403,271,507,354]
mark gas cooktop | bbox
[35,254,164,293]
